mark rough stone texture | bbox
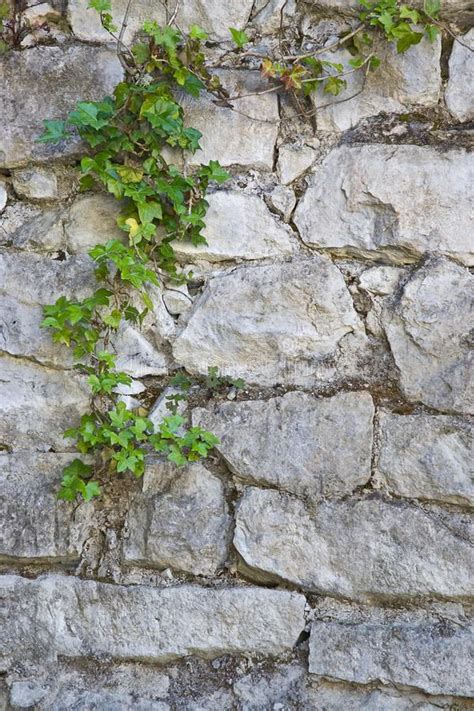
[277,143,317,184]
[68,0,254,42]
[123,461,231,576]
[173,257,367,386]
[309,602,474,697]
[383,257,473,414]
[313,36,441,131]
[0,356,89,451]
[445,29,474,122]
[174,190,294,262]
[193,391,374,500]
[0,46,123,168]
[294,145,473,266]
[0,181,6,213]
[376,412,473,506]
[12,167,76,201]
[183,71,279,170]
[0,453,93,561]
[1,575,306,665]
[234,488,473,599]
[65,193,124,253]
[0,202,64,251]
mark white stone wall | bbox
[0,0,473,708]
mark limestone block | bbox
[313,36,441,131]
[0,46,123,168]
[123,461,231,576]
[183,71,279,170]
[277,144,317,185]
[0,453,93,561]
[383,257,473,414]
[250,0,297,33]
[294,145,473,266]
[0,182,7,214]
[309,603,474,697]
[193,391,374,500]
[12,167,76,201]
[267,185,296,222]
[234,488,474,599]
[0,575,306,665]
[376,412,473,506]
[173,257,367,386]
[0,203,64,251]
[0,356,89,451]
[173,190,294,263]
[65,193,124,253]
[68,0,254,42]
[445,29,474,122]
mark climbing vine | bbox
[39,0,444,501]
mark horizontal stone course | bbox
[193,391,374,500]
[0,452,93,561]
[294,145,473,266]
[0,575,306,665]
[309,602,474,697]
[234,487,474,599]
[376,411,473,506]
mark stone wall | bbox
[1,1,473,709]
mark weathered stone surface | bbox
[114,323,169,378]
[250,0,297,33]
[234,488,473,599]
[183,71,279,170]
[0,46,123,168]
[277,144,317,185]
[65,193,124,254]
[359,265,405,295]
[124,461,231,576]
[0,203,64,251]
[68,0,254,42]
[309,602,474,697]
[0,356,89,450]
[0,182,7,213]
[267,185,296,222]
[0,453,93,561]
[383,257,473,414]
[376,412,473,506]
[1,575,306,665]
[313,36,441,131]
[309,0,473,20]
[193,391,374,500]
[12,167,76,201]
[294,145,473,266]
[0,250,96,366]
[445,29,474,122]
[173,257,367,386]
[174,190,294,263]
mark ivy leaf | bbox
[37,120,69,144]
[189,24,208,40]
[229,27,249,48]
[424,23,439,41]
[392,23,424,52]
[137,200,163,224]
[324,76,347,96]
[116,166,144,183]
[399,5,420,23]
[132,42,150,64]
[423,0,440,17]
[88,0,111,11]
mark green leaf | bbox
[229,27,249,48]
[189,24,208,40]
[37,120,69,144]
[425,23,439,41]
[132,42,150,64]
[423,0,440,17]
[324,76,347,96]
[399,4,420,22]
[88,0,111,11]
[392,23,424,52]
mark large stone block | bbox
[173,257,367,386]
[309,602,474,697]
[65,193,124,254]
[294,145,473,266]
[445,29,474,122]
[123,461,231,576]
[0,203,64,251]
[193,391,374,500]
[0,575,306,666]
[173,190,294,263]
[68,0,254,42]
[313,36,441,131]
[183,71,279,170]
[0,356,89,450]
[0,453,93,561]
[383,257,473,414]
[0,46,123,168]
[234,488,473,599]
[376,411,473,506]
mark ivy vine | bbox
[36,0,444,501]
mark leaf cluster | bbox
[359,0,440,52]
